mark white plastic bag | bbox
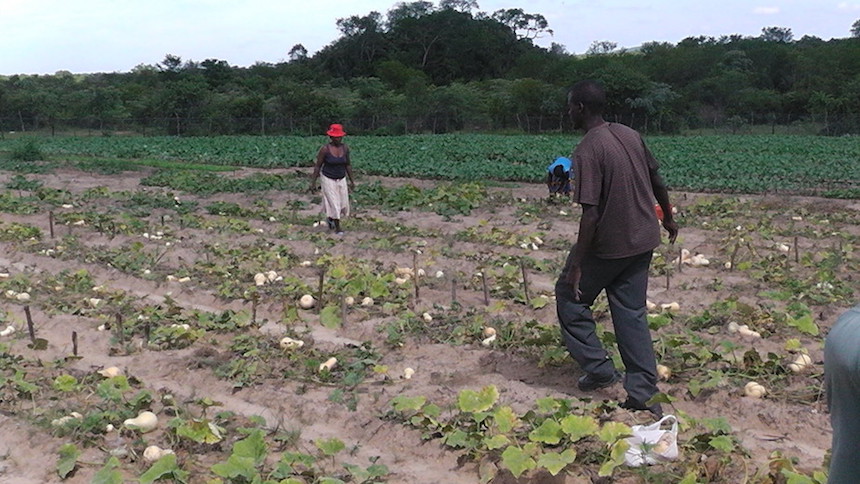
[624,415,679,467]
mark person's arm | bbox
[642,138,678,243]
[650,167,678,244]
[309,145,326,191]
[345,145,355,189]
[564,203,598,300]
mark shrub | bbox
[10,139,44,162]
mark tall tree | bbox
[760,26,793,43]
[587,40,618,55]
[491,8,552,40]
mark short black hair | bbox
[568,80,606,115]
[553,164,568,179]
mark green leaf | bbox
[598,422,632,443]
[96,376,131,402]
[679,471,700,484]
[782,469,817,484]
[536,449,576,476]
[786,313,818,336]
[369,279,389,299]
[458,385,499,413]
[56,443,79,479]
[699,417,732,434]
[560,414,599,442]
[366,463,390,479]
[529,297,549,309]
[211,454,256,479]
[478,459,499,484]
[139,453,187,484]
[319,305,341,329]
[391,395,426,412]
[28,337,48,350]
[176,419,224,444]
[231,310,253,328]
[233,429,267,465]
[493,406,519,433]
[318,478,346,484]
[315,437,346,457]
[709,435,735,452]
[423,403,442,418]
[528,419,563,445]
[598,440,629,477]
[535,397,560,414]
[483,434,510,450]
[646,392,674,405]
[53,374,78,392]
[501,446,537,478]
[280,451,316,468]
[91,457,123,484]
[647,313,672,330]
[443,429,470,448]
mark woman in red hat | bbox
[309,123,355,235]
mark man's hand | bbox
[348,180,355,191]
[564,265,583,302]
[662,219,679,244]
[308,183,316,193]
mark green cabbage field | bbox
[3,134,858,196]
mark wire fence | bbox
[1,113,858,137]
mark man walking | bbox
[556,80,678,417]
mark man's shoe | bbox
[620,397,664,418]
[577,370,621,392]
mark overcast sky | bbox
[2,0,858,75]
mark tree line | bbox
[1,1,859,136]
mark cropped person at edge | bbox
[555,80,678,418]
[824,302,860,483]
[309,123,355,235]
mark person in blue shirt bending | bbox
[546,156,573,199]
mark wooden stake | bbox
[49,211,55,239]
[24,305,35,343]
[251,295,258,325]
[340,295,348,326]
[665,269,671,291]
[481,270,490,306]
[520,258,531,304]
[794,236,800,263]
[143,323,150,348]
[677,247,683,273]
[412,252,420,302]
[115,314,124,345]
[72,331,78,356]
[451,277,457,304]
[317,267,325,314]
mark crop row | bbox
[2,134,860,196]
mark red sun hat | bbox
[326,124,346,137]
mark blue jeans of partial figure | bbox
[825,303,860,484]
[555,246,660,406]
[549,176,571,195]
